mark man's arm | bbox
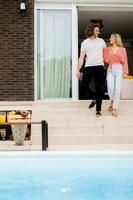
[76,51,85,79]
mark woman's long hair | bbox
[111,33,123,47]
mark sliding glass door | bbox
[36,9,72,99]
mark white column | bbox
[72,4,79,100]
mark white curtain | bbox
[37,9,72,99]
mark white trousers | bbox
[107,64,123,109]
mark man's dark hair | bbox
[85,23,100,38]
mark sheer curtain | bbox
[37,9,72,99]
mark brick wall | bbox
[0,0,34,101]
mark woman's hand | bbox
[123,74,128,79]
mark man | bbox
[76,23,106,116]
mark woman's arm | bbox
[103,48,110,64]
[121,48,129,78]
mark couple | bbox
[76,23,128,117]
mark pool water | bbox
[0,153,133,200]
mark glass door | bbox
[36,9,72,99]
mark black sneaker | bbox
[96,111,101,117]
[88,100,96,109]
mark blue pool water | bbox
[0,152,133,200]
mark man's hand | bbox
[76,51,85,79]
[76,71,80,79]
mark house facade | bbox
[0,0,34,101]
[1,0,133,101]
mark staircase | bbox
[31,100,133,151]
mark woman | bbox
[104,33,128,117]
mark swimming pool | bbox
[0,152,133,200]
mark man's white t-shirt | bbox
[81,37,106,67]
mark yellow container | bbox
[2,116,6,123]
[0,112,6,123]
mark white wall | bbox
[35,0,133,4]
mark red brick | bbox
[0,0,34,101]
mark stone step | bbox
[31,100,133,148]
[49,126,133,135]
[33,100,133,110]
[49,134,133,145]
[31,116,133,126]
[31,122,133,135]
[31,127,133,144]
[32,108,133,116]
[0,101,33,111]
[47,144,133,151]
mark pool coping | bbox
[0,151,133,157]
